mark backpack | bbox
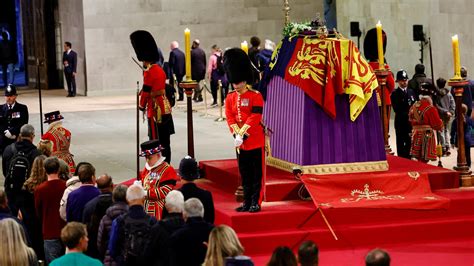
[165,83,176,107]
[5,145,32,193]
[121,214,155,264]
[214,54,225,76]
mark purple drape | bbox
[264,76,386,165]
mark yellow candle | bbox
[376,21,384,69]
[241,41,248,54]
[452,35,461,78]
[184,28,191,80]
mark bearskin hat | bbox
[130,30,161,62]
[223,48,254,84]
[363,28,387,62]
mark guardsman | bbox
[41,110,76,174]
[139,139,179,220]
[224,48,265,213]
[130,30,175,163]
[0,84,28,153]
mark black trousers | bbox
[147,114,174,163]
[237,147,264,206]
[395,122,412,159]
[64,71,76,95]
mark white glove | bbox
[4,130,15,139]
[234,135,243,147]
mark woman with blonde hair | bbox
[0,218,38,266]
[203,224,254,266]
[37,139,53,157]
[18,155,48,260]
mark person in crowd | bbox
[58,159,70,181]
[224,48,265,213]
[0,31,17,86]
[18,155,47,260]
[50,222,102,266]
[59,162,90,221]
[248,36,261,71]
[168,41,186,101]
[207,44,227,106]
[0,218,38,266]
[139,139,179,219]
[82,174,114,259]
[66,163,99,222]
[203,224,254,266]
[37,139,53,157]
[408,64,426,100]
[365,248,391,266]
[256,39,275,72]
[298,240,319,266]
[97,184,128,263]
[390,70,417,159]
[435,78,455,156]
[63,41,77,97]
[267,246,297,266]
[174,155,214,223]
[451,104,473,168]
[455,66,473,117]
[170,198,214,266]
[2,124,40,215]
[0,189,21,222]
[146,190,185,266]
[409,80,443,163]
[108,181,157,265]
[34,156,66,264]
[41,111,76,174]
[191,39,207,102]
[0,84,29,153]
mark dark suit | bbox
[0,101,28,153]
[169,48,185,100]
[63,50,77,96]
[391,87,416,158]
[169,217,214,266]
[180,183,214,224]
[191,47,207,101]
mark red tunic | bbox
[225,88,265,151]
[139,64,172,123]
[140,161,179,220]
[409,99,443,161]
[368,61,395,105]
[42,122,75,174]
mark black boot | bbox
[235,203,250,212]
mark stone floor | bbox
[1,88,468,184]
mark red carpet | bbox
[197,156,473,266]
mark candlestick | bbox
[184,28,191,80]
[241,41,248,54]
[451,35,461,79]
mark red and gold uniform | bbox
[42,121,75,173]
[139,63,175,162]
[140,160,179,220]
[225,87,265,207]
[409,99,443,161]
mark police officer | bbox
[0,84,28,154]
[390,70,417,159]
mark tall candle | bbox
[376,21,384,69]
[452,35,461,78]
[184,28,191,80]
[241,41,248,54]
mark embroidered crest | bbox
[241,98,249,107]
[340,184,405,203]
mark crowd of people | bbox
[389,64,473,167]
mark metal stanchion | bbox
[215,80,226,122]
[201,80,209,117]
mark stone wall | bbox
[81,0,323,95]
[337,0,474,82]
[58,0,86,95]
